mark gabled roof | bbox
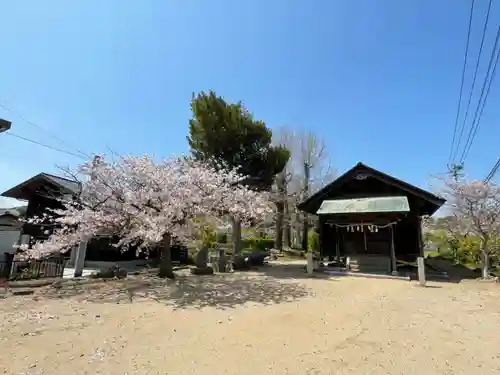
[0,208,22,218]
[298,162,445,216]
[43,173,81,194]
[1,173,81,201]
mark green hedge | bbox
[216,232,228,244]
[241,236,274,251]
[308,231,320,253]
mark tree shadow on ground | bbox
[249,263,335,281]
[254,262,469,285]
[34,272,312,310]
[414,258,482,284]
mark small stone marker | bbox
[417,256,426,286]
[306,252,314,275]
[0,278,6,298]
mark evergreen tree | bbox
[187,90,290,252]
[188,90,289,190]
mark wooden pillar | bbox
[417,256,426,286]
[318,216,324,259]
[335,226,341,263]
[363,229,367,252]
[390,225,397,275]
[416,216,424,257]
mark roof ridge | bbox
[42,172,80,184]
[298,162,445,215]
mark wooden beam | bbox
[390,225,397,275]
[335,226,341,263]
[318,216,324,258]
[416,216,424,257]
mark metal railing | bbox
[0,258,65,280]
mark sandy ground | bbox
[1,264,500,375]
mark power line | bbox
[0,103,90,158]
[448,0,476,166]
[485,157,500,182]
[460,23,500,164]
[3,131,87,159]
[452,0,493,163]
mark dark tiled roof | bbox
[1,173,81,200]
[298,162,445,216]
[42,173,81,194]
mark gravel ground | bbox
[1,265,500,375]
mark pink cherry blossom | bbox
[439,176,500,278]
[22,155,273,259]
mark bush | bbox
[241,236,274,252]
[241,238,252,249]
[216,232,228,244]
[308,231,320,253]
[200,226,217,247]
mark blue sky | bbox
[1,0,499,208]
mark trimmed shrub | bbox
[242,236,274,252]
[308,231,320,253]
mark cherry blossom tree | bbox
[441,177,500,278]
[22,155,273,278]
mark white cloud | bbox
[0,196,24,208]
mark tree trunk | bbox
[275,200,284,251]
[481,237,490,279]
[159,233,175,279]
[294,210,302,248]
[302,162,310,252]
[284,199,291,249]
[232,216,242,255]
[481,250,490,279]
[275,172,287,251]
[302,212,308,251]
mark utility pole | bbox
[449,163,464,182]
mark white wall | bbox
[0,227,20,261]
[0,216,20,226]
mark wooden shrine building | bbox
[297,163,445,274]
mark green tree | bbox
[187,90,290,252]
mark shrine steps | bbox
[347,255,391,274]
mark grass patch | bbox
[424,250,440,258]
